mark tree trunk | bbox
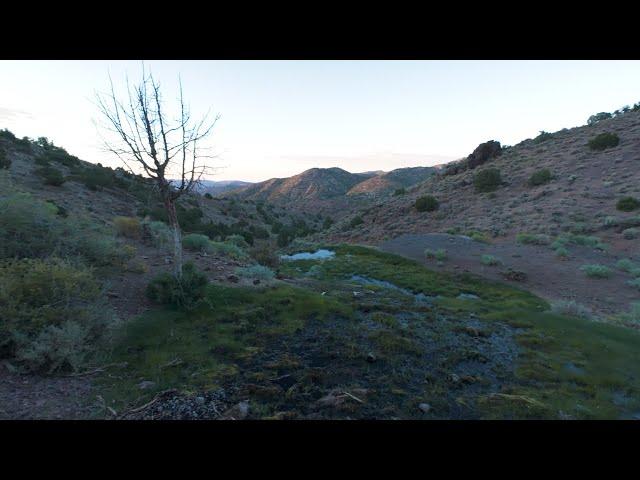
[164,198,183,279]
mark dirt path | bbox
[0,363,97,419]
[379,233,638,317]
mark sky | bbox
[1,60,640,182]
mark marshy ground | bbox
[89,245,640,420]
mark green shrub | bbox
[415,195,439,212]
[550,301,593,320]
[235,265,275,281]
[528,168,552,187]
[146,262,208,310]
[36,166,65,186]
[580,264,612,279]
[555,247,569,258]
[74,231,133,267]
[393,188,406,196]
[516,233,551,245]
[588,133,619,151]
[78,166,115,191]
[251,225,270,239]
[183,233,213,253]
[553,233,607,251]
[612,302,640,328]
[532,131,554,144]
[113,216,142,239]
[322,217,334,230]
[425,248,447,261]
[144,220,172,248]
[628,278,640,291]
[481,254,501,266]
[0,257,116,373]
[350,216,364,228]
[587,112,612,125]
[467,231,490,243]
[473,168,502,193]
[0,193,62,258]
[209,241,247,260]
[0,192,128,266]
[226,234,250,249]
[249,242,280,268]
[619,227,639,240]
[204,193,213,199]
[616,259,637,273]
[37,144,81,168]
[0,149,10,169]
[616,196,640,212]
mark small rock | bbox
[316,390,346,408]
[195,396,205,405]
[227,274,239,283]
[253,279,261,285]
[449,373,461,384]
[457,293,480,301]
[237,401,250,419]
[418,403,432,414]
[366,352,377,363]
[221,401,250,420]
[138,380,156,390]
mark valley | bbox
[1,104,639,420]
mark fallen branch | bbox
[118,389,178,419]
[160,358,183,369]
[65,362,129,377]
[485,393,546,408]
[342,391,364,404]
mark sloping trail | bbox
[379,233,637,317]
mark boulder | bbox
[466,140,502,169]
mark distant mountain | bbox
[226,166,438,217]
[197,180,253,197]
[347,166,436,196]
[229,167,371,202]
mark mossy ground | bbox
[96,244,640,419]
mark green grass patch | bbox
[479,311,640,419]
[96,284,352,409]
[580,264,612,279]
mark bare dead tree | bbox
[95,68,219,278]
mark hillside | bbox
[0,130,325,247]
[327,110,640,248]
[318,110,640,318]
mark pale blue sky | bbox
[1,60,639,182]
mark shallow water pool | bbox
[280,249,336,261]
